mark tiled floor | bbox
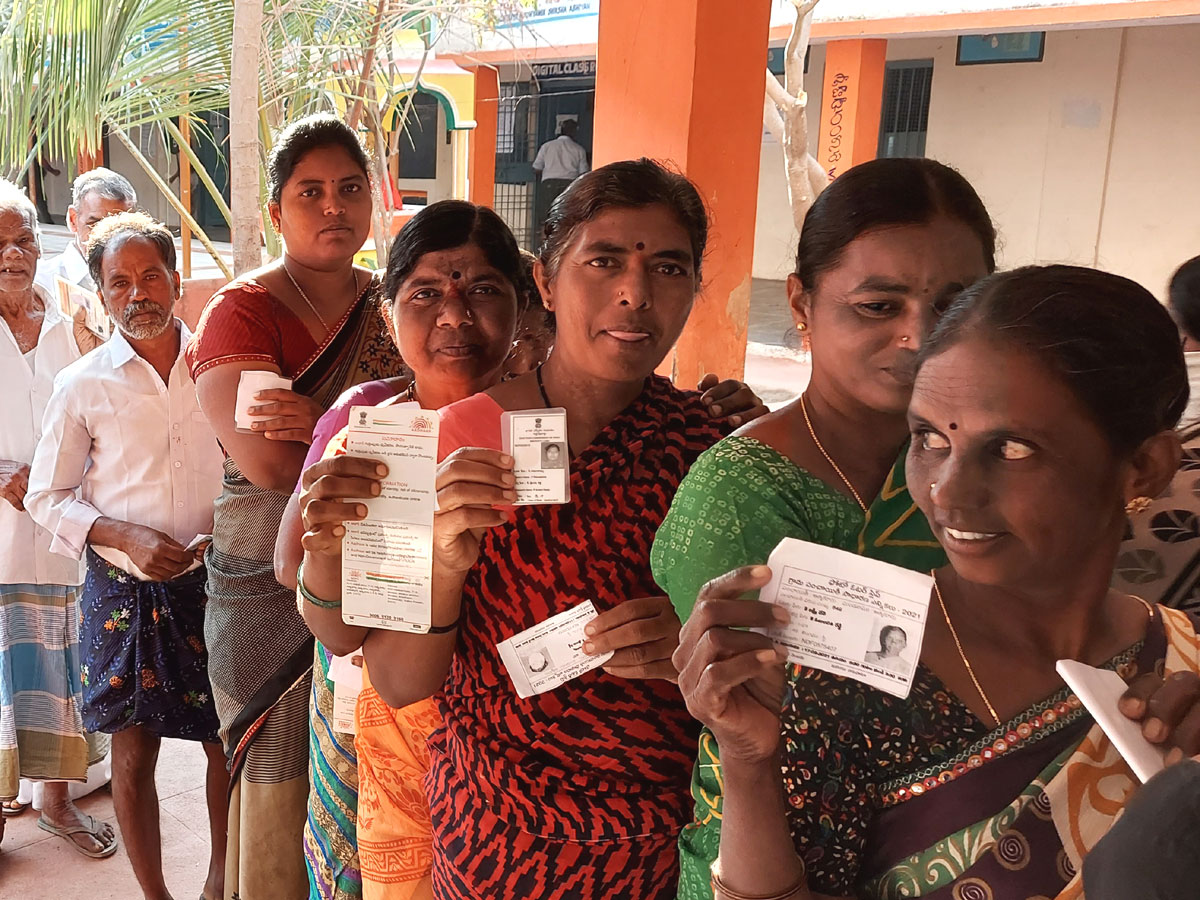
[0,739,214,900]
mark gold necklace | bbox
[933,575,1157,730]
[283,260,358,333]
[933,574,1001,727]
[800,393,866,511]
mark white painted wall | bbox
[1097,25,1200,297]
[751,23,1200,299]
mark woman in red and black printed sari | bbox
[347,159,730,898]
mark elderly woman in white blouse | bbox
[0,179,114,856]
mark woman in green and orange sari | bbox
[675,265,1200,900]
[651,157,996,900]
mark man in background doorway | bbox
[532,119,589,233]
[35,168,137,294]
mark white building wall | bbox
[1096,24,1200,297]
[752,23,1200,299]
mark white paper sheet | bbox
[757,537,933,699]
[340,404,438,632]
[496,599,612,699]
[500,408,570,505]
[1056,658,1166,783]
[328,652,365,735]
[234,370,293,432]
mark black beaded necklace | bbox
[534,364,572,457]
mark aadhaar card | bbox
[496,600,613,699]
[341,404,438,632]
[500,408,570,505]
[755,537,933,699]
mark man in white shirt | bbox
[532,118,590,231]
[35,167,137,294]
[0,178,115,856]
[27,212,227,900]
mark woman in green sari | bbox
[674,265,1200,900]
[650,157,996,900]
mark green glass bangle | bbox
[297,563,342,609]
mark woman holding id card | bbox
[676,267,1200,900]
[290,194,764,899]
[341,159,743,898]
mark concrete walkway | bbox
[0,740,215,899]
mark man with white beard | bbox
[27,212,228,900]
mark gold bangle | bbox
[710,865,807,900]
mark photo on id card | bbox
[500,408,570,505]
[757,537,933,699]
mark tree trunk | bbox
[230,0,264,274]
[766,0,829,235]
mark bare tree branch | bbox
[763,0,829,234]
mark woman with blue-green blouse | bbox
[650,157,996,899]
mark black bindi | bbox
[949,422,958,430]
[451,270,462,280]
[635,241,645,251]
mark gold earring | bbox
[796,322,807,332]
[1125,496,1153,516]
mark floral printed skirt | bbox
[79,549,219,742]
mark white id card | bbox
[1056,659,1165,783]
[341,405,438,632]
[756,537,933,699]
[496,600,613,699]
[235,370,294,432]
[500,408,570,505]
[328,653,365,735]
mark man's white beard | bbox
[117,299,176,341]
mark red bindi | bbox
[635,242,645,251]
[451,271,462,280]
[949,423,958,430]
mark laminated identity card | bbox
[1057,659,1165,783]
[55,275,111,339]
[341,403,438,632]
[497,600,613,699]
[500,408,570,505]
[756,537,933,699]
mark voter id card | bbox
[500,408,570,505]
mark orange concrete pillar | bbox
[593,0,771,384]
[468,66,499,208]
[816,39,887,180]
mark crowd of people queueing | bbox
[2,110,1200,900]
